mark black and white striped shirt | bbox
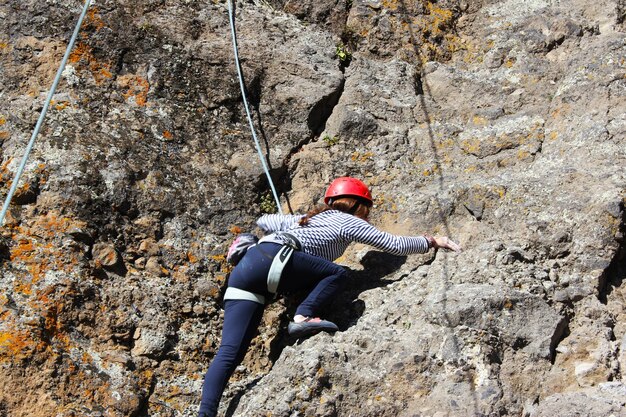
[257,210,430,261]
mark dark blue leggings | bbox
[198,243,347,417]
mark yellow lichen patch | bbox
[395,1,462,63]
[373,192,401,213]
[0,131,9,141]
[472,116,489,126]
[221,128,243,136]
[14,279,33,296]
[350,151,375,162]
[461,39,487,64]
[139,369,154,389]
[445,33,466,54]
[494,186,506,199]
[461,138,482,155]
[461,120,544,159]
[0,41,8,49]
[211,254,226,263]
[551,104,571,119]
[435,138,455,151]
[0,115,6,126]
[382,0,399,11]
[422,164,441,177]
[426,2,453,35]
[118,74,150,106]
[604,211,622,238]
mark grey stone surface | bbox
[0,0,624,416]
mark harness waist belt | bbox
[223,287,265,305]
[258,231,302,250]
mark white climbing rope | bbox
[0,0,93,226]
[226,0,284,214]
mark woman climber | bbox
[198,177,461,417]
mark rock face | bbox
[0,0,624,416]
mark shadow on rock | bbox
[223,375,265,417]
[278,250,408,341]
[330,250,408,331]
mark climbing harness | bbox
[0,0,93,226]
[263,232,301,293]
[223,287,266,304]
[266,245,293,293]
[226,0,282,214]
[224,232,302,304]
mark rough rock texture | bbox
[0,0,624,416]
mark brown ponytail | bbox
[299,196,371,226]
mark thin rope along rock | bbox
[227,0,283,214]
[0,0,93,226]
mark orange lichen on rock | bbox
[118,74,150,106]
[84,7,106,32]
[52,100,71,111]
[187,252,199,263]
[0,282,81,368]
[69,42,113,84]
[0,158,13,185]
[0,307,50,364]
[69,42,90,64]
[9,212,86,288]
[0,330,40,361]
[41,300,72,350]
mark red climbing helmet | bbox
[324,177,373,205]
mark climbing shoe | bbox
[288,317,338,338]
